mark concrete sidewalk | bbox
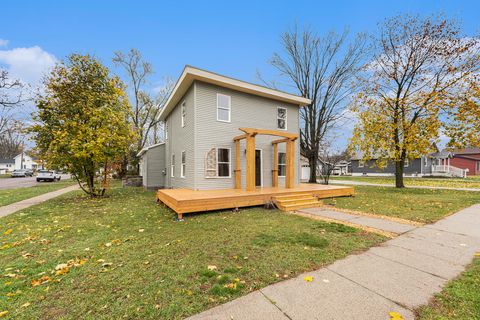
[188,204,480,320]
[296,207,417,235]
[0,184,79,218]
[330,179,480,192]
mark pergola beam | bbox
[240,128,298,140]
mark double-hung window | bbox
[277,107,287,130]
[358,160,365,168]
[404,159,409,167]
[171,154,175,177]
[217,94,231,122]
[181,151,186,178]
[217,148,230,177]
[278,152,286,177]
[181,101,186,127]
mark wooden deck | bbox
[156,184,354,218]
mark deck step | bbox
[276,200,324,211]
[273,193,323,212]
[272,193,314,201]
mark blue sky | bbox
[2,0,480,149]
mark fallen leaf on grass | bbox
[303,276,313,282]
[0,311,8,317]
[207,265,217,271]
[31,276,51,287]
[3,229,12,235]
[21,302,31,308]
[55,267,69,276]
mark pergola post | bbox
[286,139,295,188]
[234,139,241,189]
[272,143,278,187]
[245,134,256,191]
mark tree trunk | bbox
[395,160,404,188]
[308,155,317,183]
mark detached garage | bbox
[138,143,166,190]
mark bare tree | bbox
[0,69,25,135]
[270,25,366,183]
[318,148,350,185]
[113,49,172,172]
[0,121,24,159]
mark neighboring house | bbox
[300,156,350,181]
[14,153,40,170]
[351,148,471,178]
[143,65,310,190]
[0,159,15,174]
[351,156,429,177]
[138,143,166,190]
[437,148,480,176]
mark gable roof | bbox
[158,66,312,121]
[451,148,480,155]
[0,159,14,164]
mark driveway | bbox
[0,174,72,190]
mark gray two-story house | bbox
[139,66,311,191]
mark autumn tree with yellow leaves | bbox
[445,78,480,149]
[350,15,480,188]
[30,54,136,196]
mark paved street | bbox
[188,204,480,320]
[0,174,71,190]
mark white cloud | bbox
[0,46,57,86]
[0,39,8,47]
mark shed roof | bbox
[137,142,165,157]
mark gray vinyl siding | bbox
[142,144,166,189]
[351,158,423,176]
[165,86,195,189]
[193,81,300,190]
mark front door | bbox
[255,149,262,187]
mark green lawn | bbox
[330,176,480,189]
[417,258,480,320]
[0,180,75,207]
[324,186,480,223]
[0,186,384,319]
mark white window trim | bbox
[217,93,231,123]
[216,147,231,178]
[181,150,186,178]
[358,160,365,168]
[277,107,287,130]
[181,101,186,127]
[404,159,409,167]
[278,151,286,177]
[171,154,175,178]
[165,121,168,140]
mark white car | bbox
[36,170,62,182]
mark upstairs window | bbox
[217,94,231,122]
[278,152,286,177]
[181,101,186,127]
[404,159,409,167]
[181,151,186,178]
[171,154,175,177]
[217,148,231,177]
[277,107,287,130]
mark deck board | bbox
[156,184,354,217]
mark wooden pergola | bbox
[233,128,298,191]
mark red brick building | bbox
[450,148,480,176]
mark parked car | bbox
[36,170,61,182]
[25,169,34,177]
[11,169,28,178]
